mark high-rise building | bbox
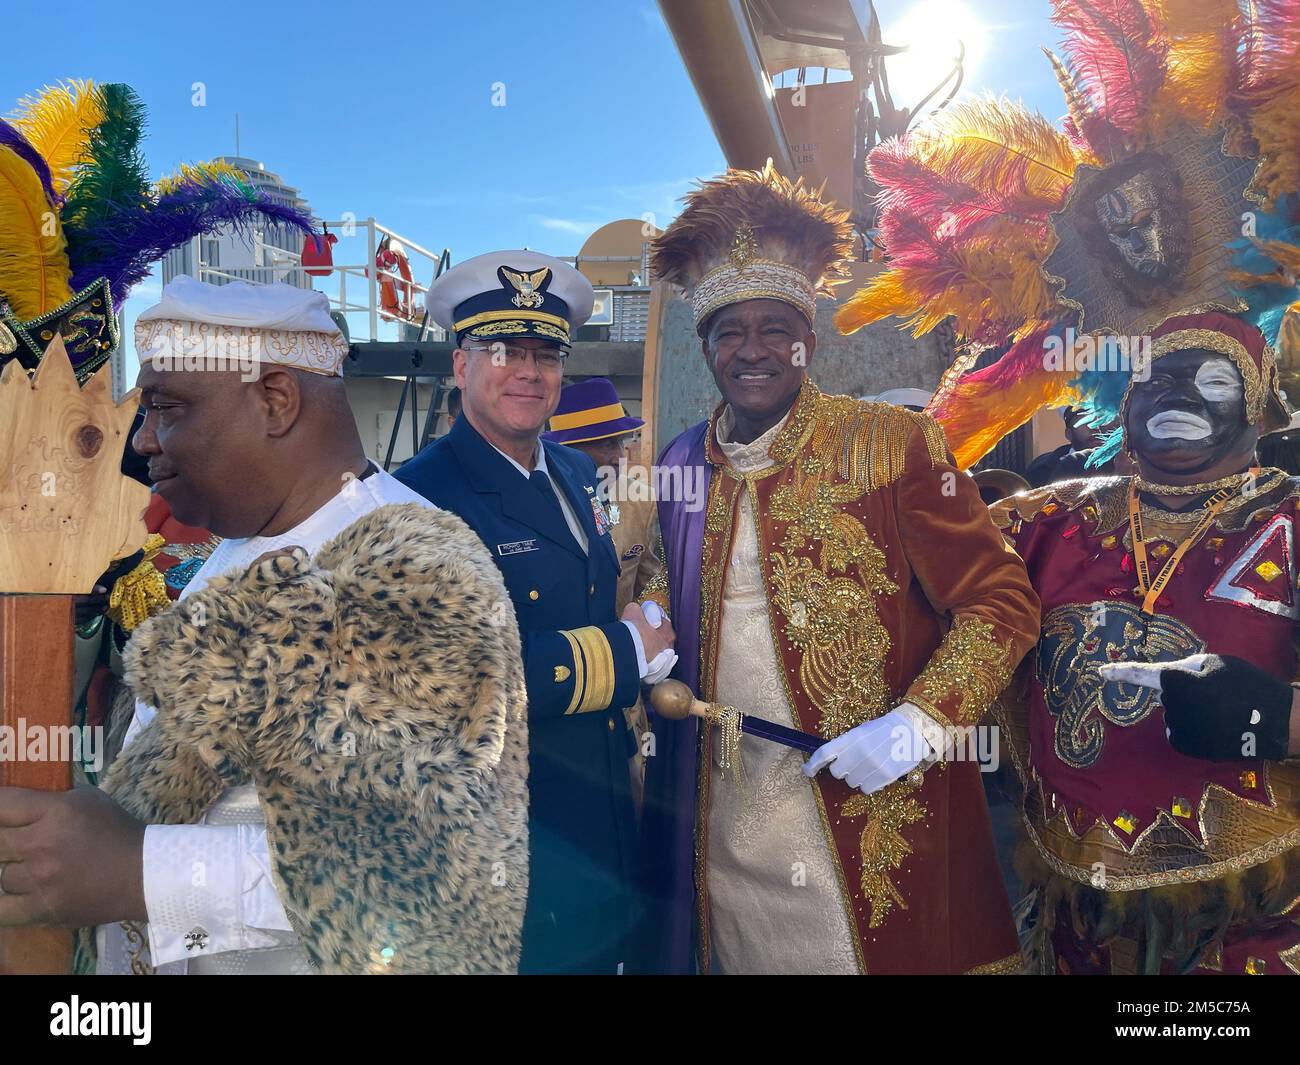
[161,156,314,288]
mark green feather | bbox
[60,84,150,275]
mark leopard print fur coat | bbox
[102,502,529,974]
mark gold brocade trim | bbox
[908,615,1013,729]
[765,379,821,468]
[1133,471,1252,496]
[1023,803,1300,892]
[558,629,585,715]
[691,258,817,329]
[768,549,898,739]
[638,568,671,617]
[750,478,867,972]
[905,693,956,733]
[1281,936,1300,975]
[454,308,570,333]
[1148,328,1266,425]
[994,472,1298,538]
[964,951,1024,975]
[697,479,737,669]
[692,471,740,975]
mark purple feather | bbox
[0,119,60,207]
[68,172,318,305]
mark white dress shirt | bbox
[487,439,589,554]
[97,464,433,974]
[487,438,664,677]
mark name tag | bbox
[497,539,539,556]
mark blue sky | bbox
[2,0,1062,376]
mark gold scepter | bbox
[649,679,826,773]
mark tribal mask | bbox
[1079,154,1190,307]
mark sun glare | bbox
[881,0,989,112]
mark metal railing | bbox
[192,218,450,343]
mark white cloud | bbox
[535,216,605,236]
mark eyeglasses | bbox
[463,343,567,371]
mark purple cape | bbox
[638,420,711,973]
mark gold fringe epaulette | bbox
[803,389,950,495]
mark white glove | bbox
[1097,653,1215,742]
[622,602,678,685]
[802,704,936,796]
[1096,653,1214,692]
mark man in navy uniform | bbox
[397,250,677,974]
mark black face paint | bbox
[1126,348,1249,474]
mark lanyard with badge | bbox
[1127,482,1235,615]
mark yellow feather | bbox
[154,160,246,196]
[905,96,1090,201]
[0,147,74,319]
[836,218,1057,340]
[1143,0,1242,138]
[1248,96,1300,208]
[931,361,1079,470]
[9,79,104,195]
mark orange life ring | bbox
[377,244,414,320]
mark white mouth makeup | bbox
[1147,411,1212,439]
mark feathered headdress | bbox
[650,160,854,333]
[0,81,318,381]
[837,0,1300,468]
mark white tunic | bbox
[706,410,858,974]
[97,464,433,974]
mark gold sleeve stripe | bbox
[569,625,615,713]
[558,628,586,716]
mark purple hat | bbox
[542,377,644,445]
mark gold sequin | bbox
[769,548,898,738]
[908,615,1012,728]
[840,780,926,929]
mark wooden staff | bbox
[0,338,148,974]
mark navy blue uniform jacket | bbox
[396,415,641,973]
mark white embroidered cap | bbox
[135,276,349,376]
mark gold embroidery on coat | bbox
[770,463,879,573]
[769,551,898,738]
[911,615,1014,728]
[840,780,926,928]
